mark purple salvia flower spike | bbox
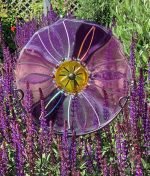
[130,34,137,79]
[38,88,49,153]
[102,158,109,176]
[70,131,77,175]
[148,58,150,84]
[116,123,128,176]
[26,113,36,175]
[11,121,25,176]
[48,3,59,23]
[0,104,10,143]
[0,141,8,175]
[109,164,114,176]
[95,133,103,172]
[24,82,33,113]
[84,139,95,174]
[103,89,110,120]
[138,68,145,117]
[145,105,150,156]
[129,80,138,139]
[62,121,70,175]
[135,157,144,176]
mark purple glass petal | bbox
[23,19,111,64]
[52,83,127,135]
[16,49,56,103]
[24,30,60,65]
[83,84,123,125]
[32,89,64,120]
[19,73,51,84]
[24,19,83,63]
[52,92,108,135]
[72,20,111,61]
[87,37,128,71]
[86,37,131,108]
[91,60,130,96]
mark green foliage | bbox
[0,0,8,17]
[75,0,111,26]
[0,0,43,19]
[51,0,66,16]
[51,0,78,17]
[75,0,150,68]
[111,0,150,67]
[0,0,43,60]
[0,17,16,60]
[30,0,43,18]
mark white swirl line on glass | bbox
[48,27,62,58]
[45,91,62,109]
[81,92,101,126]
[63,21,70,59]
[18,62,50,70]
[37,33,59,64]
[67,95,72,129]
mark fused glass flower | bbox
[15,19,131,135]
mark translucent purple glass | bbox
[15,19,131,135]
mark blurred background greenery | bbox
[0,0,150,68]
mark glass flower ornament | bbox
[15,19,131,135]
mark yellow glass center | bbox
[54,60,89,94]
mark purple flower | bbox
[62,123,71,175]
[130,34,136,79]
[2,46,14,100]
[84,141,93,174]
[102,158,109,176]
[47,120,54,152]
[135,159,143,176]
[40,4,58,27]
[47,4,59,23]
[95,133,103,171]
[103,90,110,120]
[70,131,77,173]
[0,103,10,143]
[38,88,49,153]
[137,68,145,118]
[25,114,36,175]
[11,121,25,176]
[129,81,138,138]
[58,137,65,176]
[116,124,128,176]
[59,123,71,176]
[15,18,131,135]
[15,18,37,49]
[23,82,33,113]
[109,164,114,176]
[0,142,8,175]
